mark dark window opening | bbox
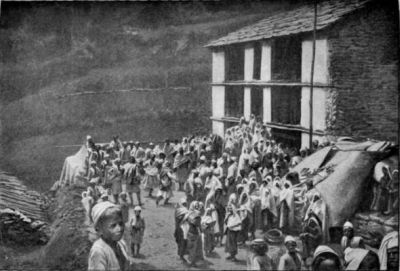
[270,128,301,150]
[251,86,263,120]
[225,45,244,81]
[253,42,262,80]
[271,86,301,125]
[225,86,244,118]
[225,121,238,131]
[271,35,301,81]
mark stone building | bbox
[206,0,398,148]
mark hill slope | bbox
[0,1,294,191]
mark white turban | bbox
[91,201,118,228]
[343,221,353,229]
[314,245,339,259]
[284,235,296,244]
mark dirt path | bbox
[125,191,250,270]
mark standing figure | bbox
[185,170,196,205]
[193,177,205,203]
[120,142,131,165]
[238,192,254,243]
[260,180,277,232]
[224,204,242,262]
[226,157,238,187]
[130,206,145,257]
[133,142,145,162]
[163,139,175,165]
[186,210,203,267]
[108,158,124,204]
[371,164,391,212]
[300,214,323,261]
[201,207,216,257]
[82,191,94,224]
[278,181,295,234]
[123,156,142,207]
[217,153,230,181]
[87,160,101,187]
[174,147,190,191]
[278,236,305,271]
[142,159,159,198]
[175,198,189,263]
[385,169,399,215]
[156,161,176,206]
[214,189,226,247]
[118,192,130,225]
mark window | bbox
[270,128,301,149]
[225,86,244,118]
[225,45,244,81]
[253,42,262,80]
[271,86,301,125]
[251,86,263,120]
[271,35,301,81]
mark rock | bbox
[0,208,49,246]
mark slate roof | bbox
[206,0,373,47]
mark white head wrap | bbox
[91,201,118,228]
[284,235,296,244]
[314,245,339,259]
[343,221,354,229]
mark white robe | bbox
[88,238,129,271]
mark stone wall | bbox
[327,1,399,142]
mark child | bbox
[278,236,305,270]
[118,192,130,225]
[247,239,274,270]
[88,201,134,271]
[81,191,94,224]
[130,206,145,257]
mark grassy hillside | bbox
[0,1,293,191]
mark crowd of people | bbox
[80,115,398,271]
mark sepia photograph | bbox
[0,0,398,270]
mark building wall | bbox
[211,50,226,137]
[328,1,399,142]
